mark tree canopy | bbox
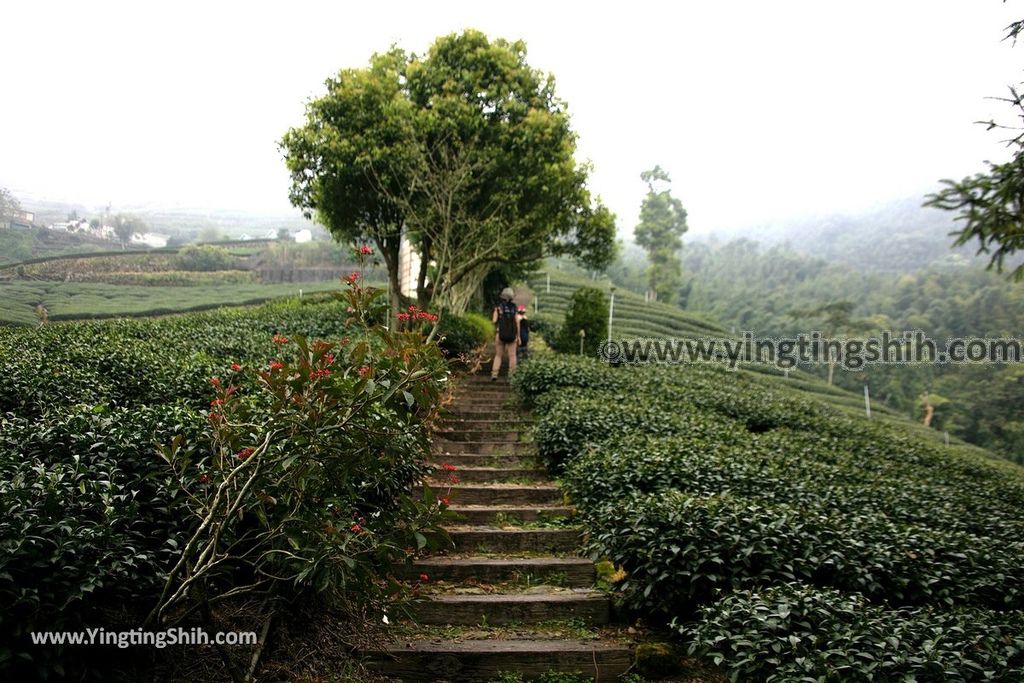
[281,30,617,316]
[0,187,21,224]
[926,17,1024,280]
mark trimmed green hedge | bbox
[511,355,1024,680]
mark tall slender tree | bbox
[634,166,688,302]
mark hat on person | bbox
[500,287,515,301]
[517,305,526,313]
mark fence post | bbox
[608,286,616,343]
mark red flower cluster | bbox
[419,573,429,582]
[440,463,458,472]
[309,368,331,380]
[397,309,439,323]
[439,496,450,507]
[344,271,360,284]
[236,447,254,460]
[199,474,210,484]
[272,334,289,345]
[358,366,372,378]
[269,361,284,371]
[359,244,373,255]
[323,353,335,365]
[230,363,242,371]
[209,377,221,387]
[210,398,224,407]
[350,523,363,534]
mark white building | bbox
[131,232,170,248]
[398,234,421,297]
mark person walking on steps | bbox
[516,304,530,365]
[491,287,520,381]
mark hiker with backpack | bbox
[491,287,521,380]
[517,304,530,365]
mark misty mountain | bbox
[697,196,1017,274]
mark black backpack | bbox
[496,301,518,343]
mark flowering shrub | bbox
[148,270,450,643]
[0,261,452,679]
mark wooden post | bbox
[608,287,616,343]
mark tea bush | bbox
[678,584,1024,682]
[0,282,451,679]
[512,354,1024,679]
[436,312,492,358]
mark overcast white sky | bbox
[1,1,1021,235]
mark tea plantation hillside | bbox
[526,269,995,460]
[512,355,1024,680]
[0,241,384,326]
[528,269,728,340]
[0,290,457,680]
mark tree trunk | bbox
[416,238,432,307]
[376,234,403,328]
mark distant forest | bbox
[609,198,1024,462]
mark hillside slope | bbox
[524,268,992,461]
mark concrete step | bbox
[433,430,522,443]
[395,556,594,586]
[367,638,632,681]
[430,466,547,484]
[444,410,522,421]
[451,391,513,398]
[446,527,582,553]
[447,505,573,525]
[433,453,540,469]
[421,484,563,506]
[412,590,609,625]
[440,418,535,429]
[434,440,534,455]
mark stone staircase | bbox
[370,371,633,681]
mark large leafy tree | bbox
[281,30,617,317]
[0,187,22,225]
[634,166,688,302]
[111,213,146,248]
[926,17,1024,280]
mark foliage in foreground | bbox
[0,280,451,680]
[512,355,1024,681]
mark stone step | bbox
[444,410,521,421]
[446,527,582,553]
[448,395,512,405]
[433,430,522,443]
[430,466,547,484]
[447,505,572,525]
[440,418,535,429]
[367,638,632,681]
[451,392,514,401]
[447,405,516,415]
[422,484,563,506]
[434,440,534,455]
[433,453,539,469]
[412,590,609,626]
[395,556,594,586]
